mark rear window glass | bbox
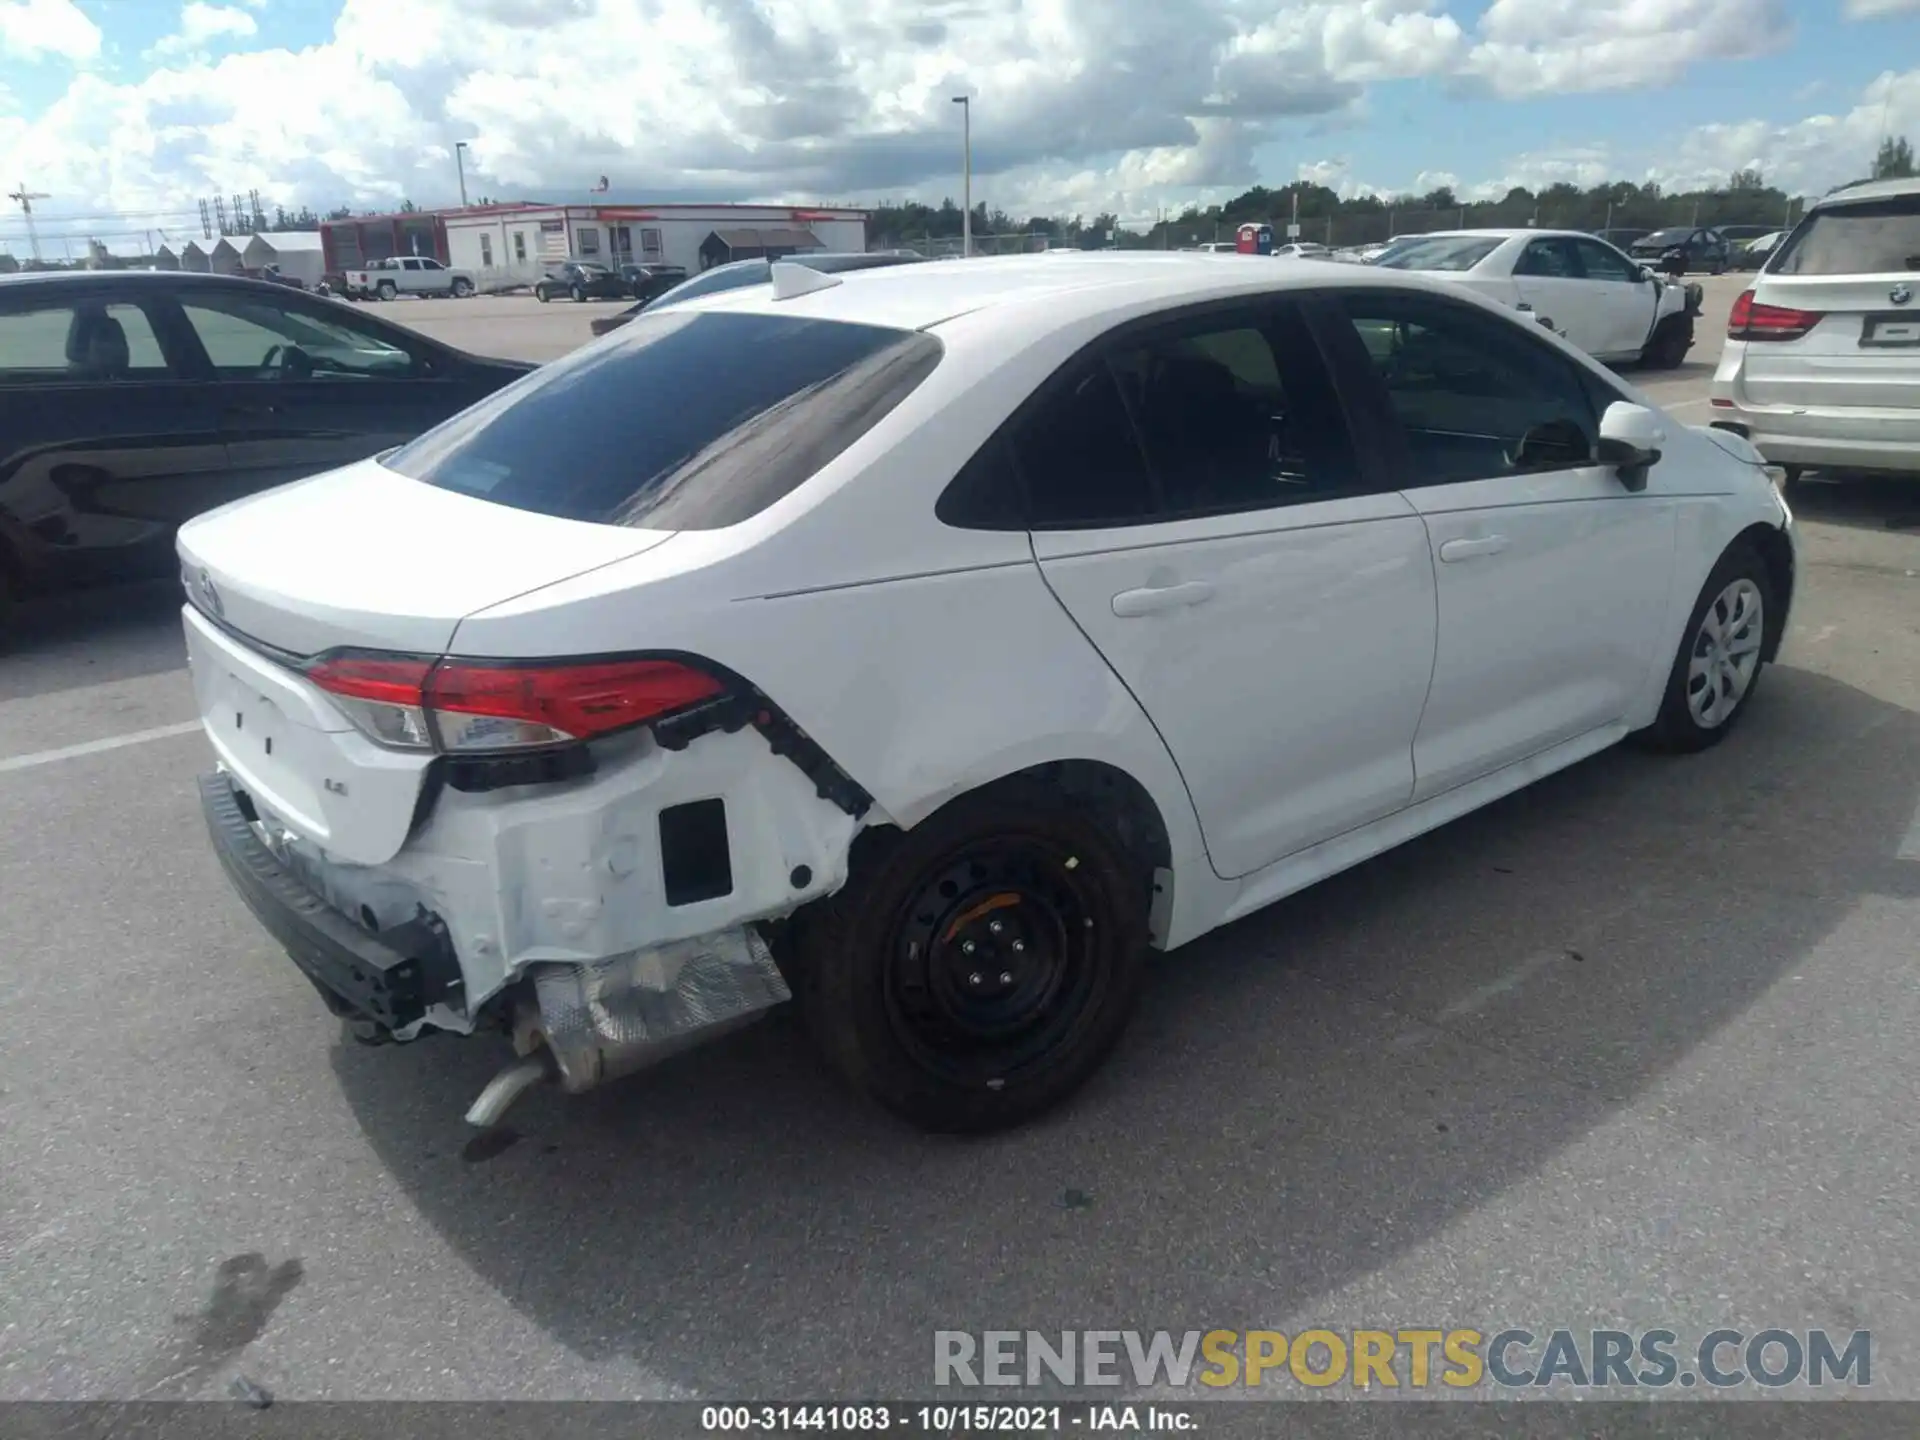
[384,310,941,530]
[1768,197,1920,276]
[1372,237,1503,272]
[1640,229,1691,247]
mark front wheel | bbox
[1638,542,1774,753]
[1641,314,1693,370]
[535,286,551,303]
[450,277,473,298]
[570,283,586,303]
[795,780,1150,1133]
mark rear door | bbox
[1019,298,1438,879]
[0,283,231,584]
[1511,237,1603,353]
[1738,191,1920,415]
[173,286,499,496]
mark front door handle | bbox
[1111,581,1215,617]
[1438,535,1511,563]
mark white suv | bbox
[1710,176,1920,483]
[181,254,1796,1135]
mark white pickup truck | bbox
[1370,228,1703,368]
[343,255,476,301]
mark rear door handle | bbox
[1438,535,1511,563]
[1111,581,1215,617]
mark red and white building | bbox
[441,202,868,288]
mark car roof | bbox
[1810,176,1920,210]
[674,250,1498,336]
[0,269,304,292]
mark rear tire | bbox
[570,283,586,303]
[376,280,397,301]
[536,285,551,302]
[1638,541,1775,753]
[795,779,1150,1133]
[1641,314,1693,370]
[1779,465,1803,492]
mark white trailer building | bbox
[443,203,868,293]
[241,230,325,287]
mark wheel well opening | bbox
[1011,759,1173,876]
[1738,522,1794,662]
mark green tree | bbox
[1729,167,1766,192]
[1873,135,1915,180]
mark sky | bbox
[1,0,1918,256]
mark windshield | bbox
[1768,196,1920,275]
[1372,236,1503,272]
[385,310,942,529]
[1640,229,1690,246]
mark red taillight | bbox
[306,652,725,752]
[427,659,724,743]
[1728,289,1822,341]
[306,655,434,706]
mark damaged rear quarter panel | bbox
[323,725,862,1012]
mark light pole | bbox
[951,95,970,256]
[454,141,471,207]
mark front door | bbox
[1314,289,1677,801]
[1570,235,1658,357]
[172,288,482,497]
[1018,299,1438,880]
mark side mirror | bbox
[1597,401,1665,492]
[1638,265,1657,282]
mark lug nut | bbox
[962,940,976,955]
[999,971,1013,984]
[968,972,984,986]
[1012,940,1026,953]
[990,920,1004,935]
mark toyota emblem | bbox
[196,568,224,618]
[1892,284,1914,307]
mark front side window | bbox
[0,298,173,384]
[1769,195,1920,276]
[181,294,419,379]
[387,311,941,530]
[1337,293,1596,487]
[1573,238,1640,282]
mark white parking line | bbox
[1662,396,1713,411]
[0,720,203,776]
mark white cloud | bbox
[1657,68,1920,195]
[0,0,1875,252]
[1466,0,1792,98]
[1845,0,1920,15]
[0,0,100,62]
[147,3,260,60]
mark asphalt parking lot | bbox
[4,273,1920,1403]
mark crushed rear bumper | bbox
[199,769,461,1031]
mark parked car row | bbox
[533,259,690,304]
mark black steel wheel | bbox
[797,779,1150,1133]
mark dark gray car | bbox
[588,252,929,336]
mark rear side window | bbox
[386,310,942,530]
[0,299,172,384]
[1373,236,1503,272]
[1769,197,1920,276]
[1010,365,1157,528]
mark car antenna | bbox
[770,261,843,301]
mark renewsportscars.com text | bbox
[934,1328,1871,1390]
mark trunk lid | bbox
[176,456,674,658]
[178,458,675,866]
[1740,192,1920,410]
[1739,273,1920,410]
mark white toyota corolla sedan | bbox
[178,252,1797,1134]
